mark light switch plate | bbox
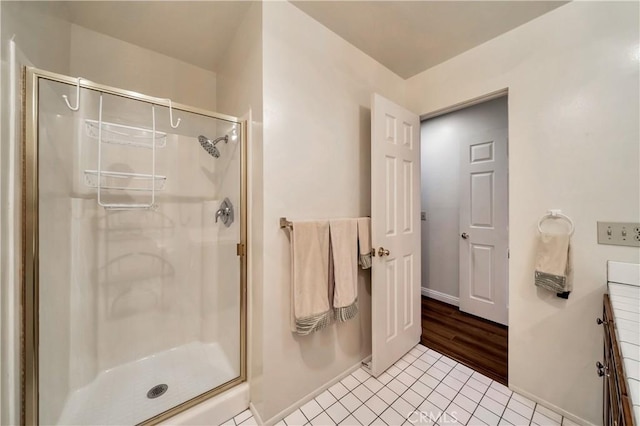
[597,222,640,247]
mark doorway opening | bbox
[419,95,509,385]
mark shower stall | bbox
[23,68,247,425]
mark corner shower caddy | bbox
[64,77,179,210]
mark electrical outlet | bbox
[597,222,640,247]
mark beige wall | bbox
[0,2,72,424]
[1,13,226,423]
[214,1,266,415]
[70,24,217,111]
[406,2,640,424]
[37,82,77,424]
[256,2,406,422]
[3,2,639,425]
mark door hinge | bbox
[237,243,245,257]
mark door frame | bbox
[418,88,510,324]
[420,88,508,121]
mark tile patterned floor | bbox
[222,344,580,426]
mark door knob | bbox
[378,247,390,257]
[461,232,469,239]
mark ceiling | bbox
[66,1,253,72]
[65,1,567,79]
[292,1,568,78]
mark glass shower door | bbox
[31,74,245,425]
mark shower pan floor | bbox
[57,341,237,425]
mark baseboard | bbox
[249,402,264,426]
[421,287,459,307]
[262,357,371,425]
[509,385,597,426]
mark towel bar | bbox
[280,217,293,229]
[280,216,370,230]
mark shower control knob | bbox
[215,198,234,227]
[215,207,230,223]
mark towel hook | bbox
[537,209,574,235]
[167,99,181,129]
[62,77,82,111]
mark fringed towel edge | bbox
[534,271,567,293]
[334,299,358,322]
[294,310,332,336]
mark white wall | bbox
[421,96,507,300]
[0,2,71,424]
[256,2,406,422]
[70,24,217,111]
[36,81,77,424]
[63,20,245,422]
[214,1,266,413]
[407,3,640,424]
[1,15,226,423]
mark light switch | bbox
[597,222,640,247]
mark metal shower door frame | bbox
[22,66,248,426]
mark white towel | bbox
[329,219,359,322]
[290,221,332,335]
[534,232,572,293]
[357,217,372,269]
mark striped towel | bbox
[330,219,359,322]
[534,232,572,294]
[290,221,332,335]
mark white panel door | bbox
[459,128,508,325]
[371,94,421,376]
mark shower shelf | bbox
[83,170,166,191]
[85,119,167,148]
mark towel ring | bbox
[538,210,574,235]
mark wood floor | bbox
[420,296,508,385]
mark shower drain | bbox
[147,384,168,399]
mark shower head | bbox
[198,135,228,158]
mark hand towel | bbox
[534,232,572,294]
[329,219,359,322]
[357,217,372,269]
[290,221,332,335]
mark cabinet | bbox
[601,294,635,426]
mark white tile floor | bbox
[223,344,579,426]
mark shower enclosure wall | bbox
[23,68,247,425]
